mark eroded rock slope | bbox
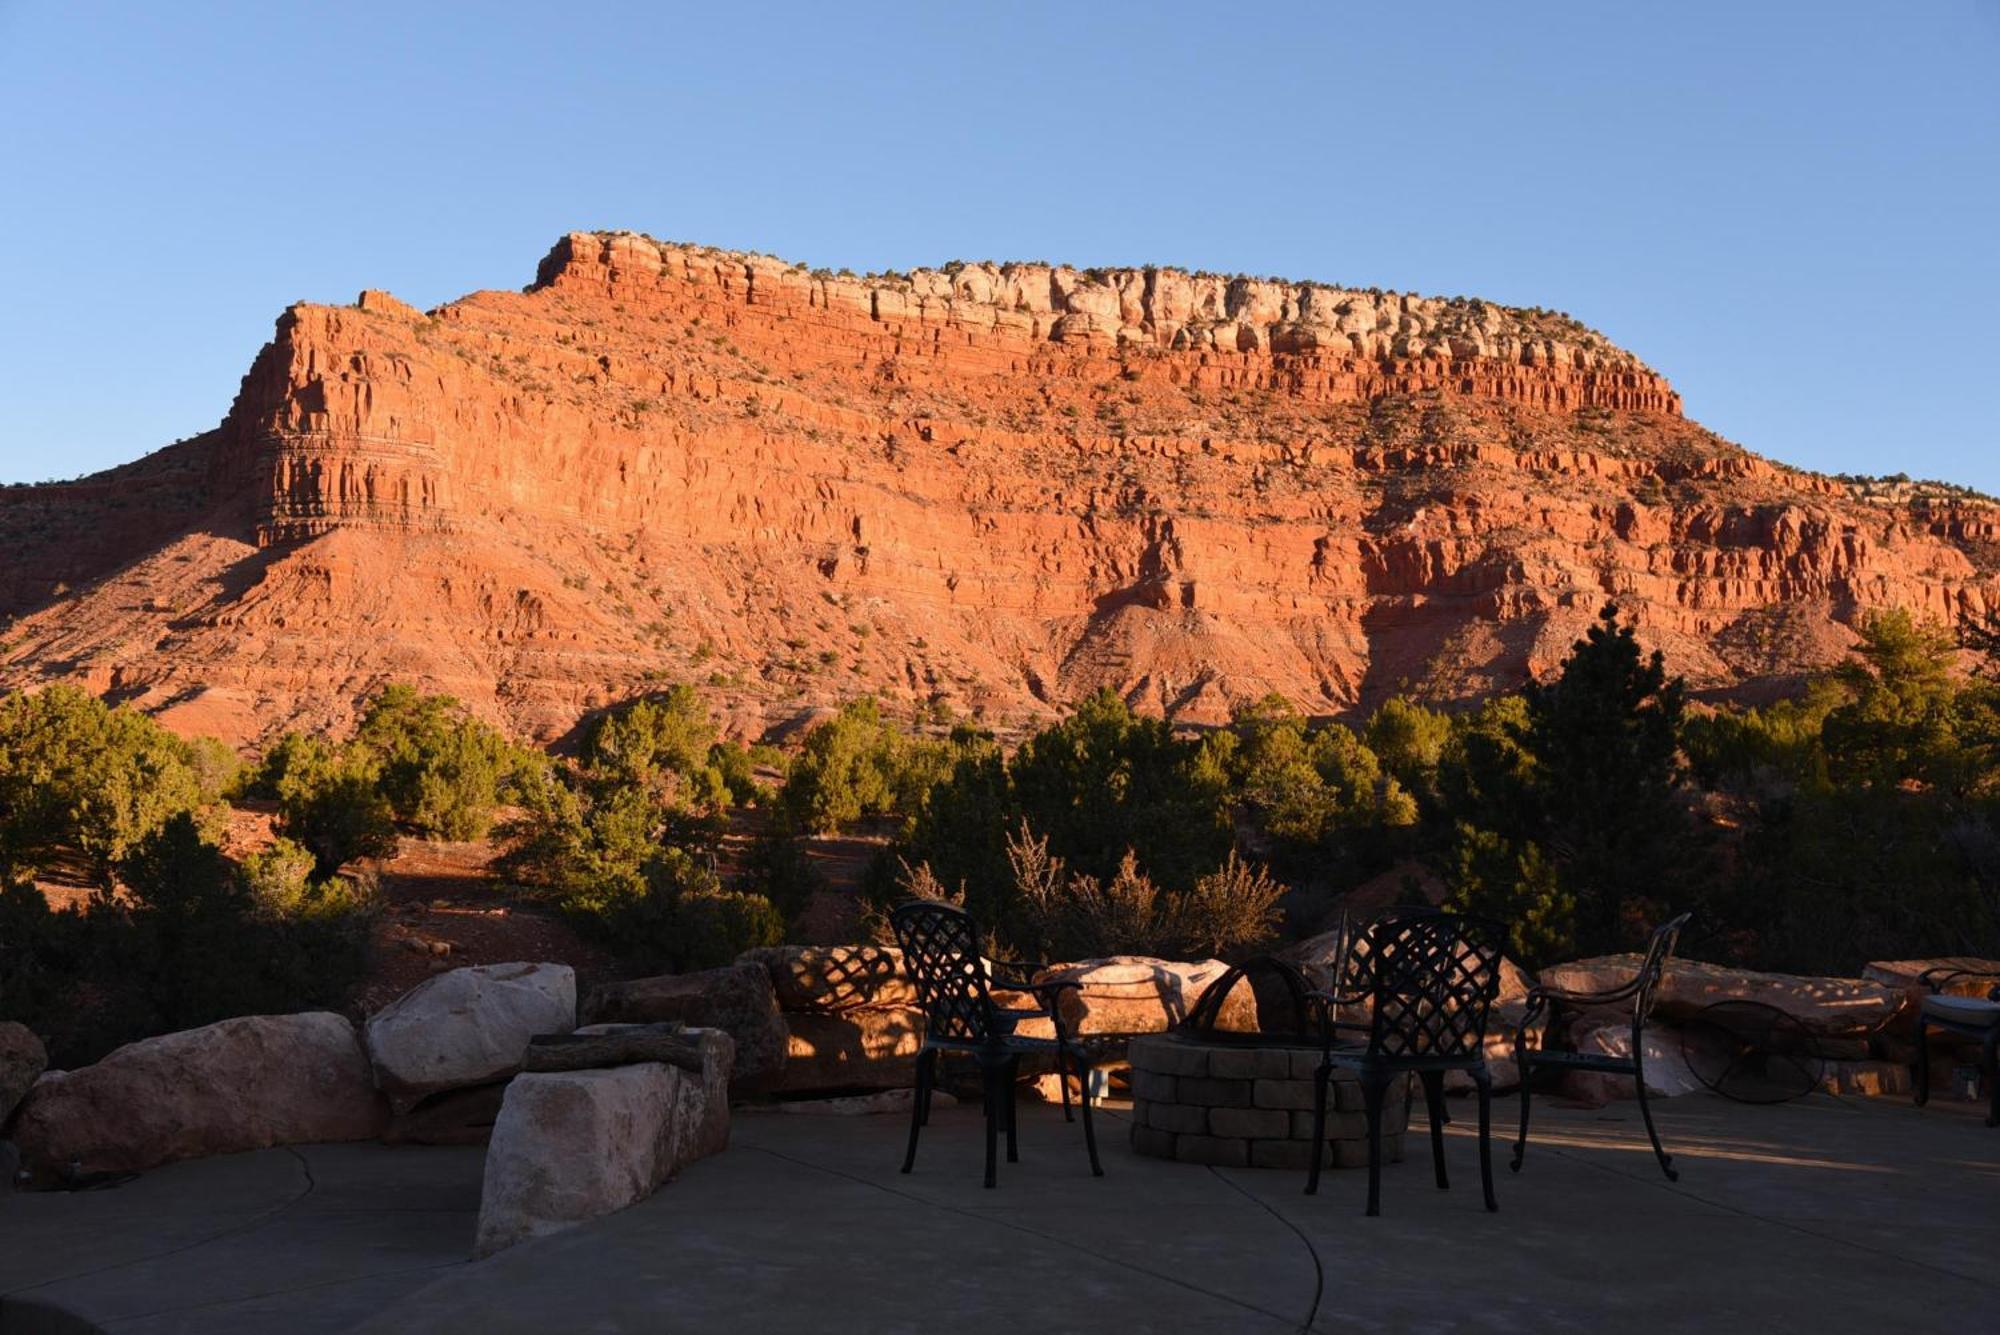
[2,231,1993,744]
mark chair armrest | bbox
[1307,988,1371,1060]
[1919,965,2000,998]
[987,959,1059,985]
[1527,979,1643,1009]
[989,972,1084,1042]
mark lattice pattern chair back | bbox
[1630,911,1693,1027]
[891,900,998,1044]
[1359,912,1505,1059]
[1333,906,1439,990]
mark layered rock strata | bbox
[2,231,1994,744]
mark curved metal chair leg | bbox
[918,1048,937,1126]
[982,1060,1000,1188]
[1985,1028,2000,1128]
[1633,1068,1677,1182]
[1055,1041,1075,1123]
[1421,1071,1449,1190]
[1362,1071,1387,1217]
[1511,1058,1534,1173]
[1004,1056,1020,1163]
[1306,1062,1331,1196]
[1914,1016,1931,1106]
[902,1047,932,1174]
[1474,1069,1497,1212]
[1074,1054,1103,1176]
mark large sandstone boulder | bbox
[738,944,918,1012]
[1443,999,1544,1095]
[1027,956,1257,1040]
[580,962,786,1089]
[474,1028,733,1257]
[1281,929,1531,1004]
[773,1007,926,1093]
[365,962,576,1113]
[1539,955,1900,1039]
[1558,1020,1703,1104]
[11,1012,386,1184]
[1,1021,47,1128]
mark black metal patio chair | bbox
[890,899,1103,1187]
[1511,911,1692,1181]
[1912,963,2000,1127]
[1305,911,1507,1216]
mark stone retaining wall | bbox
[1126,1034,1410,1170]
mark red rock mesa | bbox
[2,231,1993,744]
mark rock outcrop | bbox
[3,230,1995,744]
[10,1012,386,1184]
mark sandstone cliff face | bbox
[2,231,1993,745]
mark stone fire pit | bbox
[1127,1032,1410,1170]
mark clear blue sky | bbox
[2,2,1995,490]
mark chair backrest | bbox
[1355,911,1505,1060]
[1331,905,1443,998]
[890,900,999,1044]
[1630,911,1693,1029]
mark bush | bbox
[1008,690,1231,890]
[1694,611,2000,973]
[748,831,825,927]
[778,698,904,833]
[1212,693,1417,859]
[239,837,320,912]
[1364,696,1452,807]
[901,691,1231,939]
[0,875,86,1039]
[1438,606,1703,964]
[0,685,223,881]
[353,685,528,839]
[500,758,657,908]
[255,734,399,878]
[709,738,777,806]
[1002,824,1282,961]
[660,884,786,971]
[522,838,781,974]
[185,735,247,804]
[5,814,374,1066]
[502,687,781,970]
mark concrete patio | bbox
[3,1090,1996,1333]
